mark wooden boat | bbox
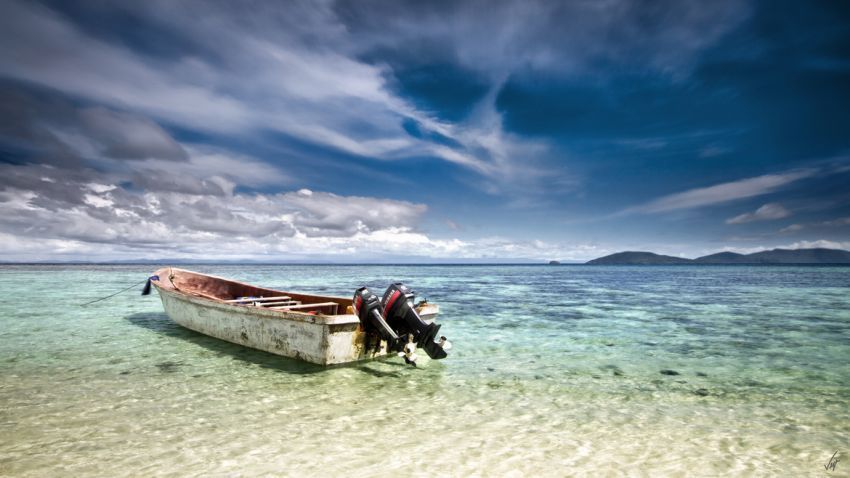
[148,267,442,365]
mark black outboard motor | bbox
[381,283,448,360]
[353,287,401,352]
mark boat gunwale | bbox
[151,268,360,326]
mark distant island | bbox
[587,252,692,265]
[586,248,850,265]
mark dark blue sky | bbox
[0,0,848,261]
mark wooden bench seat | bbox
[256,300,300,307]
[225,295,291,303]
[269,302,339,314]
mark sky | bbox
[1,0,849,262]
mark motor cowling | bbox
[381,283,448,360]
[353,287,401,352]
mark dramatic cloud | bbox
[0,162,608,261]
[0,0,754,194]
[1,1,848,261]
[2,168,418,233]
[0,136,616,262]
[0,145,601,261]
[76,107,187,161]
[726,203,790,224]
[0,162,434,257]
[625,169,817,214]
[0,0,536,187]
[0,86,188,165]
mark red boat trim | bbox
[384,290,401,314]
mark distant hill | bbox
[693,252,746,264]
[588,248,850,265]
[586,251,692,265]
[700,248,850,264]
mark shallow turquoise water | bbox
[1,265,849,476]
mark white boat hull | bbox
[155,285,389,365]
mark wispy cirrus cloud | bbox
[726,203,790,224]
[822,216,850,227]
[3,0,849,262]
[780,224,804,233]
[623,169,817,215]
[779,216,850,234]
[0,0,754,195]
[0,0,544,190]
[338,0,750,79]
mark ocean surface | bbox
[1,264,848,477]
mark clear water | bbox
[1,265,848,477]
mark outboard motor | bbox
[353,287,401,352]
[381,283,448,360]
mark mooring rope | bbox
[80,278,151,306]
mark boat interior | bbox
[155,268,352,316]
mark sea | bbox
[1,264,848,477]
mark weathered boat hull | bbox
[151,268,396,365]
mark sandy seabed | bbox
[1,264,848,476]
